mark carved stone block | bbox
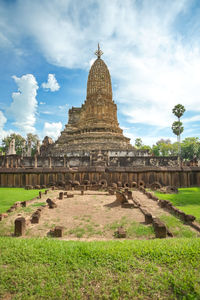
[153,218,167,238]
[127,190,132,200]
[115,227,126,238]
[116,191,128,204]
[54,226,64,237]
[21,201,27,207]
[67,194,74,198]
[46,198,57,208]
[14,217,26,236]
[59,192,64,200]
[31,211,41,224]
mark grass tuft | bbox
[155,187,200,223]
[105,217,154,238]
[0,237,200,299]
[159,215,198,238]
[0,188,45,213]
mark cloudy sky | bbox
[0,0,200,146]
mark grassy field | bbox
[155,187,200,223]
[0,237,200,299]
[67,216,155,239]
[0,188,45,213]
[159,214,198,238]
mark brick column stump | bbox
[59,192,64,200]
[14,217,26,236]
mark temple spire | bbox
[95,43,103,59]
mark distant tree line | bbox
[1,133,199,161]
[0,104,198,161]
[135,137,200,161]
[135,104,197,161]
[0,133,40,156]
[1,133,200,161]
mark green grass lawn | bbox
[155,187,200,223]
[0,188,45,213]
[160,215,198,238]
[0,237,200,299]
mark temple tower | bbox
[51,45,133,153]
[78,44,122,134]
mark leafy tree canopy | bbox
[172,104,186,119]
[172,121,184,136]
[135,138,143,148]
[26,133,40,156]
[1,132,200,161]
[152,144,160,156]
[181,137,200,160]
[2,133,25,155]
[156,139,171,145]
[1,133,40,156]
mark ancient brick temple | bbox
[43,44,133,154]
[1,45,200,188]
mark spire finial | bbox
[95,43,103,59]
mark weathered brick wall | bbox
[0,154,178,168]
[0,166,200,187]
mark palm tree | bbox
[172,104,185,165]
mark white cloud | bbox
[7,74,38,133]
[0,111,14,143]
[0,111,7,130]
[183,115,200,123]
[41,111,54,115]
[2,0,200,139]
[142,136,177,147]
[0,111,7,141]
[41,74,60,92]
[39,101,46,105]
[89,58,95,67]
[43,121,62,140]
[123,126,178,147]
[58,104,68,110]
[0,32,12,48]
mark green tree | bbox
[172,104,185,163]
[1,133,40,156]
[152,139,173,156]
[172,121,184,136]
[152,144,160,156]
[170,142,179,156]
[156,139,171,145]
[26,133,40,156]
[157,139,172,156]
[172,104,185,118]
[134,138,152,154]
[181,137,200,160]
[2,133,26,155]
[140,145,152,153]
[135,138,143,148]
[159,143,172,156]
[0,146,4,154]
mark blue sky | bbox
[1,0,200,146]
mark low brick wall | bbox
[0,166,200,187]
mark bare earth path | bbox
[134,190,173,217]
[133,190,198,234]
[0,189,198,239]
[27,190,145,240]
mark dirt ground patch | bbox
[0,189,198,240]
